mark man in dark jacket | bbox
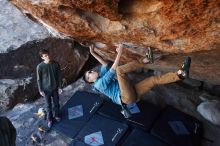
[0,116,16,146]
[37,49,63,128]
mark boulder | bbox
[10,0,219,53]
[71,0,121,20]
[0,38,89,112]
[0,0,49,53]
[8,0,220,85]
[197,100,220,126]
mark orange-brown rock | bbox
[10,0,219,52]
[10,0,220,84]
[71,0,121,20]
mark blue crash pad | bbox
[121,129,168,146]
[53,91,103,138]
[69,140,87,146]
[98,100,160,131]
[151,106,203,146]
[75,114,128,146]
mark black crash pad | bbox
[75,114,128,146]
[98,100,124,122]
[53,91,103,138]
[121,129,168,146]
[69,140,87,146]
[98,100,160,131]
[151,106,203,146]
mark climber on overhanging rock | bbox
[83,44,191,118]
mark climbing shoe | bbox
[178,57,191,79]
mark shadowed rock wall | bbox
[0,0,50,53]
[0,38,89,111]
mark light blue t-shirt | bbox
[93,65,121,105]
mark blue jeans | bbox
[44,89,60,121]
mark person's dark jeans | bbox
[44,89,60,121]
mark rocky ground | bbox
[2,78,89,146]
[1,69,220,146]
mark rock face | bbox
[197,100,220,126]
[9,0,219,53]
[9,0,220,85]
[71,0,121,21]
[0,0,49,53]
[0,38,89,112]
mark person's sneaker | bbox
[47,121,52,128]
[178,57,191,79]
[55,117,61,122]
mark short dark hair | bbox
[39,49,49,57]
[83,71,94,84]
[83,71,90,83]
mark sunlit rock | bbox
[0,0,49,53]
